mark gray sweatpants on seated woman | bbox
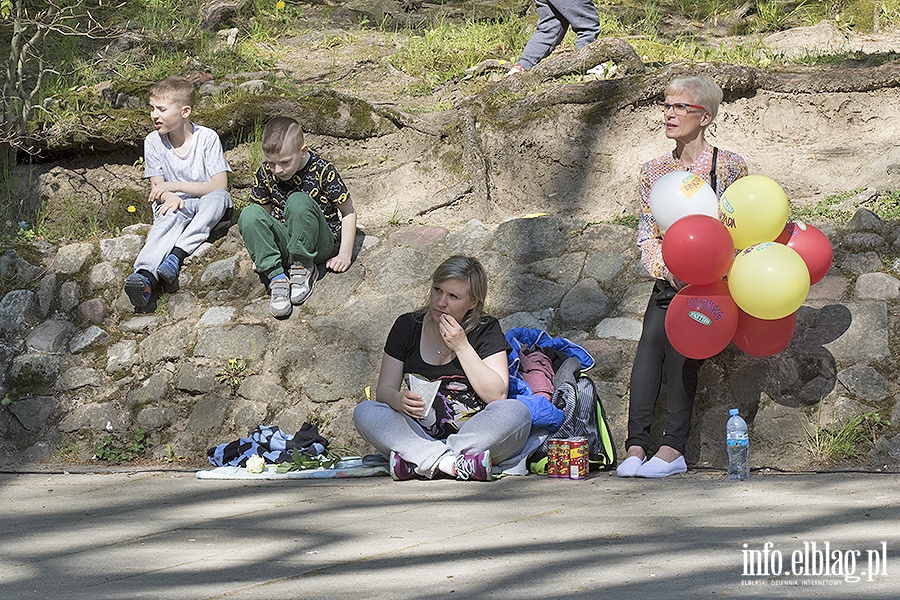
[353,399,532,478]
[133,189,231,276]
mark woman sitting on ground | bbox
[353,255,532,481]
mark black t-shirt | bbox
[384,312,509,440]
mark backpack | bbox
[528,373,617,474]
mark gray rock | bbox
[491,216,574,263]
[126,371,173,408]
[194,325,267,360]
[106,340,137,373]
[9,396,57,432]
[52,242,94,274]
[499,309,556,333]
[89,261,122,290]
[842,232,884,252]
[854,272,900,300]
[237,375,286,403]
[175,362,218,394]
[617,282,655,317]
[10,351,61,388]
[0,290,36,333]
[69,325,110,354]
[232,401,267,433]
[196,306,235,327]
[868,434,900,464]
[845,207,884,233]
[822,302,890,368]
[99,234,143,262]
[816,393,869,429]
[491,270,569,313]
[840,252,881,275]
[186,396,230,432]
[59,280,80,312]
[0,250,42,286]
[304,349,372,403]
[837,364,888,403]
[25,320,75,353]
[806,275,848,304]
[446,219,492,255]
[59,401,121,433]
[388,225,449,248]
[595,317,643,341]
[56,367,103,391]
[238,79,267,94]
[584,252,627,282]
[199,255,238,287]
[120,315,165,332]
[136,405,175,430]
[36,273,56,317]
[529,253,584,290]
[559,279,611,328]
[140,323,192,364]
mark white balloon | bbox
[649,171,719,231]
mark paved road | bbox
[1,468,898,599]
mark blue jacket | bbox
[505,327,595,431]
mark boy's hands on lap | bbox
[155,192,184,216]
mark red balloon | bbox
[662,215,735,285]
[732,310,797,357]
[665,280,739,359]
[776,221,833,284]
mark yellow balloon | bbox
[719,175,789,249]
[728,243,810,320]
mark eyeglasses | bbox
[657,101,706,116]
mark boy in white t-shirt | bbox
[124,76,232,311]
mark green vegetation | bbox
[95,428,151,463]
[790,188,900,224]
[216,358,249,394]
[803,410,891,462]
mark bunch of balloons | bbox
[649,171,834,359]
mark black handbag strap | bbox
[710,146,719,194]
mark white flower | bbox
[246,455,266,474]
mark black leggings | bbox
[625,280,701,455]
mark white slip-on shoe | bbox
[635,455,687,478]
[616,455,647,477]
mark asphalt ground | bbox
[1,467,898,599]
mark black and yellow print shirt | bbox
[248,149,351,237]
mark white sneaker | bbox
[289,264,317,305]
[269,278,291,318]
[616,455,647,477]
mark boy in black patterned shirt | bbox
[238,116,357,318]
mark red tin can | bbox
[547,438,569,478]
[568,437,589,480]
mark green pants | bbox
[238,192,337,281]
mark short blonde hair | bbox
[666,75,723,121]
[261,116,305,155]
[149,76,196,108]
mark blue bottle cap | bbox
[729,408,739,416]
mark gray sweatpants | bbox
[133,189,231,277]
[517,0,601,70]
[353,399,532,478]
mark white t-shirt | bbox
[143,123,231,200]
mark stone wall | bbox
[1,210,899,469]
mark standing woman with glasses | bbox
[617,75,748,478]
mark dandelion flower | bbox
[275,0,285,10]
[127,205,136,213]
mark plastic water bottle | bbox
[726,408,749,480]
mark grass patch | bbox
[803,410,891,462]
[790,188,900,224]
